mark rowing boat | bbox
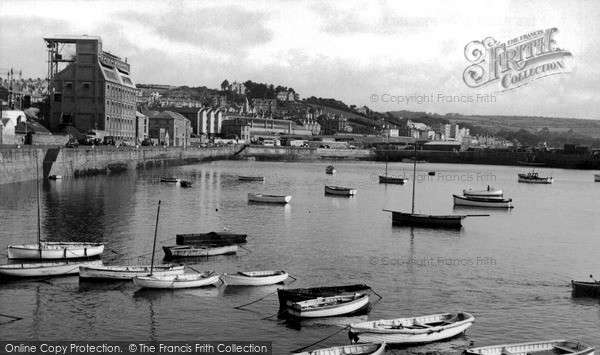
[294,342,386,355]
[277,284,372,310]
[175,232,247,245]
[220,270,289,286]
[325,185,357,196]
[463,339,594,355]
[349,312,474,344]
[162,244,238,259]
[0,260,103,278]
[133,271,220,289]
[286,293,370,318]
[453,195,514,208]
[79,264,185,281]
[248,193,291,204]
[8,242,105,260]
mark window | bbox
[66,82,73,89]
[83,82,91,90]
[54,93,62,102]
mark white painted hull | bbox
[325,186,357,196]
[518,174,553,184]
[453,195,513,208]
[7,242,104,259]
[463,188,503,197]
[163,244,238,258]
[220,270,289,286]
[294,342,386,355]
[0,260,103,278]
[464,339,594,355]
[79,265,185,280]
[133,273,220,289]
[287,293,369,318]
[350,312,474,344]
[248,193,291,204]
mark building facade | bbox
[148,111,191,147]
[45,35,139,142]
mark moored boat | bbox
[175,231,247,245]
[162,244,238,259]
[132,271,220,289]
[179,180,192,188]
[294,342,386,355]
[571,280,600,298]
[8,242,105,260]
[160,176,180,183]
[385,211,466,228]
[239,176,265,182]
[48,174,62,180]
[349,312,474,344]
[463,339,594,355]
[277,283,372,310]
[324,185,357,196]
[286,293,370,318]
[378,175,407,184]
[248,193,291,204]
[0,260,103,278]
[518,171,553,184]
[79,264,185,281]
[463,186,503,197]
[595,174,600,182]
[220,270,289,286]
[325,165,336,174]
[453,194,514,208]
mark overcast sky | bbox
[1,0,598,119]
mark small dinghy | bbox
[220,270,289,286]
[248,193,291,204]
[349,312,474,344]
[294,342,385,355]
[286,293,370,318]
[463,339,594,355]
[133,271,220,289]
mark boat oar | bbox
[233,289,278,309]
[371,288,383,300]
[290,325,350,353]
[287,274,297,283]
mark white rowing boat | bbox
[349,312,474,344]
[463,186,503,197]
[220,270,289,286]
[79,264,185,280]
[8,242,105,260]
[0,260,103,278]
[162,244,238,258]
[453,195,514,208]
[294,342,386,355]
[133,271,220,289]
[463,339,594,355]
[286,293,370,318]
[248,193,291,204]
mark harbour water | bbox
[0,160,598,353]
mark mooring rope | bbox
[291,325,350,353]
[233,289,278,309]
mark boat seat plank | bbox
[553,345,576,353]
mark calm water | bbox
[0,160,599,353]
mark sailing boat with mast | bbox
[132,201,220,289]
[0,154,101,278]
[379,137,407,184]
[383,143,480,228]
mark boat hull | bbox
[79,265,185,280]
[294,342,385,355]
[349,312,474,344]
[162,245,238,258]
[571,280,600,298]
[133,273,220,289]
[594,174,600,182]
[464,339,594,355]
[160,177,180,183]
[453,195,513,208]
[247,193,291,204]
[221,271,289,286]
[287,293,370,318]
[175,232,247,245]
[7,242,105,259]
[277,284,372,310]
[388,211,464,228]
[518,174,553,184]
[325,185,357,196]
[0,260,103,278]
[463,188,503,197]
[378,175,406,184]
[239,176,265,182]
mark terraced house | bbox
[45,35,140,144]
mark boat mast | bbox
[36,151,42,259]
[411,142,417,214]
[149,200,161,276]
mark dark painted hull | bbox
[175,232,247,246]
[277,284,372,310]
[390,212,464,228]
[571,280,600,297]
[378,175,406,184]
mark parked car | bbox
[65,139,79,148]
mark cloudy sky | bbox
[1,0,599,119]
